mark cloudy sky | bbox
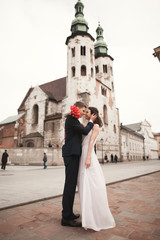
[0,0,160,132]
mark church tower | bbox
[62,1,120,159]
[65,0,95,108]
[93,23,120,159]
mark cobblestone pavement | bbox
[0,160,160,210]
[0,172,159,240]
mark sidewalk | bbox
[0,160,160,210]
[0,171,160,240]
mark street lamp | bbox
[153,46,160,62]
[100,138,104,164]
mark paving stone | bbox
[128,230,160,240]
[108,234,128,240]
[6,229,45,240]
[0,222,18,234]
[153,218,160,225]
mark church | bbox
[1,0,120,161]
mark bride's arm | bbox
[85,124,99,168]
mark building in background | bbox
[0,113,25,148]
[63,0,120,161]
[0,0,120,162]
[153,133,160,159]
[124,120,158,160]
[120,124,145,161]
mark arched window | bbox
[90,49,93,63]
[72,66,75,77]
[91,68,93,77]
[32,104,39,124]
[103,64,107,73]
[101,87,107,96]
[27,141,34,147]
[71,47,75,57]
[81,65,86,76]
[103,105,108,124]
[95,66,99,73]
[81,46,86,56]
[112,82,114,92]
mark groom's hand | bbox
[90,113,97,123]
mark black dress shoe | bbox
[61,218,82,227]
[72,213,80,219]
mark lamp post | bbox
[100,138,104,164]
[153,46,160,62]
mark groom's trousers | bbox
[62,155,80,220]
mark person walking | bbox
[43,153,47,169]
[61,101,96,227]
[105,154,108,163]
[111,153,114,163]
[114,154,118,163]
[1,150,9,170]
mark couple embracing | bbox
[62,102,115,231]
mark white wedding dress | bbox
[78,130,116,231]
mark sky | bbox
[0,0,160,132]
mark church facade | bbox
[17,0,120,160]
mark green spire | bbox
[71,0,89,34]
[94,23,108,58]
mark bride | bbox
[78,107,116,231]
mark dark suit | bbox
[1,152,9,170]
[62,115,93,220]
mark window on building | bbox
[103,64,107,73]
[95,66,99,73]
[91,68,93,77]
[27,141,34,147]
[90,49,93,63]
[81,46,86,56]
[72,66,75,77]
[112,82,114,92]
[81,65,86,76]
[103,105,108,124]
[114,124,116,133]
[101,87,107,96]
[110,66,113,75]
[71,47,75,57]
[52,123,55,132]
[32,104,38,124]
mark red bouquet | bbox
[70,105,81,119]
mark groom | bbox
[61,101,96,227]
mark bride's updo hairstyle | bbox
[88,107,103,127]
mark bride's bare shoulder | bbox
[93,124,99,131]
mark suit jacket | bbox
[2,152,9,163]
[62,115,93,157]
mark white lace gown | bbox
[78,130,116,231]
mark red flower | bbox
[70,105,81,119]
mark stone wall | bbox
[0,147,63,166]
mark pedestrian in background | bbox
[111,154,114,163]
[1,150,9,170]
[105,154,108,163]
[114,154,118,163]
[43,152,47,169]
